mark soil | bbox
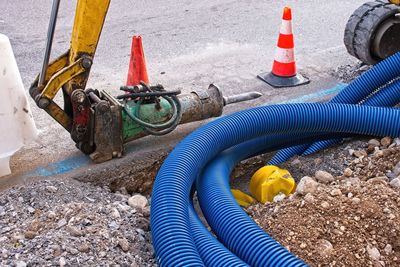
[246,137,400,267]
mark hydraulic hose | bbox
[151,103,400,266]
[269,51,400,165]
[123,94,183,136]
[303,78,400,155]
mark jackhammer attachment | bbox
[30,0,262,163]
[83,84,261,163]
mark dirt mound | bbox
[247,138,400,267]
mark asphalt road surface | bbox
[0,0,365,180]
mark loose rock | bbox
[367,245,381,261]
[343,168,353,177]
[273,193,286,203]
[384,244,393,255]
[330,188,342,197]
[296,176,319,195]
[389,178,400,189]
[128,194,148,209]
[368,139,380,147]
[316,239,334,257]
[304,193,315,203]
[315,170,334,184]
[118,237,130,252]
[321,201,330,209]
[46,185,58,193]
[381,137,392,148]
[59,257,66,267]
[15,261,27,267]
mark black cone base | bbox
[258,72,310,88]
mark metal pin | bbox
[223,92,263,106]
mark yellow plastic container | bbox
[231,189,256,207]
[249,165,296,203]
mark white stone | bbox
[330,188,342,197]
[315,170,334,184]
[111,208,121,219]
[393,138,400,146]
[304,193,315,203]
[384,244,393,255]
[296,176,319,195]
[15,261,27,267]
[343,168,353,177]
[128,194,148,209]
[321,201,330,209]
[46,186,58,193]
[367,245,381,261]
[273,193,286,203]
[352,197,361,205]
[393,162,400,176]
[368,139,380,147]
[59,257,66,267]
[316,239,334,257]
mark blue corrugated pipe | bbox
[196,133,354,267]
[190,133,357,266]
[188,198,249,266]
[269,51,400,165]
[151,103,400,266]
[303,78,400,155]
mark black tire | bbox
[344,1,400,65]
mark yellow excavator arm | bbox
[30,0,110,131]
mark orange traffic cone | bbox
[126,36,150,86]
[258,6,309,88]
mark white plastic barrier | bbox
[0,33,38,177]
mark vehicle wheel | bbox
[344,0,400,65]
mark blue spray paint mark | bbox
[25,155,91,177]
[21,83,346,178]
[269,83,347,105]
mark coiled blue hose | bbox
[190,133,356,266]
[196,133,352,267]
[151,103,400,266]
[188,201,249,266]
[303,78,400,155]
[269,52,400,164]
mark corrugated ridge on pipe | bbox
[269,51,400,165]
[151,103,400,266]
[304,78,400,155]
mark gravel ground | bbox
[332,62,372,83]
[0,180,155,267]
[247,137,400,267]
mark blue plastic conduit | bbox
[189,133,358,266]
[151,103,400,266]
[269,51,400,165]
[188,200,249,266]
[303,78,400,155]
[195,133,355,266]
